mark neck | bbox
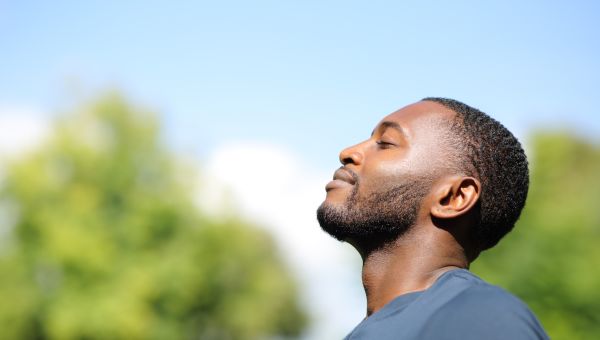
[352,227,469,316]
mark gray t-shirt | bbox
[345,269,549,339]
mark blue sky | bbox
[2,1,600,168]
[1,1,600,337]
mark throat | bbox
[360,238,467,316]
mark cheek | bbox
[357,150,435,197]
[358,160,410,194]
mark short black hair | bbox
[422,97,529,251]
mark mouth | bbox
[325,167,357,192]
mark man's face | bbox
[317,101,457,243]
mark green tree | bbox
[0,93,307,339]
[472,132,600,339]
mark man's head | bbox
[317,98,529,256]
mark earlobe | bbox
[431,176,480,219]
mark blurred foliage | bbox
[473,132,600,340]
[0,93,307,339]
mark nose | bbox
[339,143,364,166]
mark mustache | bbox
[339,166,359,184]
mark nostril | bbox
[339,144,363,165]
[340,151,362,166]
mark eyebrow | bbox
[371,121,408,139]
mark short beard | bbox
[317,176,432,245]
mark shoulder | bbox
[442,270,528,313]
[419,270,549,340]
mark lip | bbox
[325,179,352,191]
[333,168,357,185]
[325,168,357,192]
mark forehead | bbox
[378,101,457,135]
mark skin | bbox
[323,101,482,316]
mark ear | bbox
[430,176,481,219]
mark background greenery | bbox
[473,132,600,339]
[0,93,598,339]
[0,94,307,339]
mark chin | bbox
[323,190,350,206]
[316,198,365,242]
[316,201,348,242]
[326,183,358,203]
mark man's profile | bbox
[317,98,549,339]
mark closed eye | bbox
[376,140,395,148]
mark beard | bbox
[317,175,432,243]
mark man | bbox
[317,98,549,339]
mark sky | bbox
[1,1,600,338]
